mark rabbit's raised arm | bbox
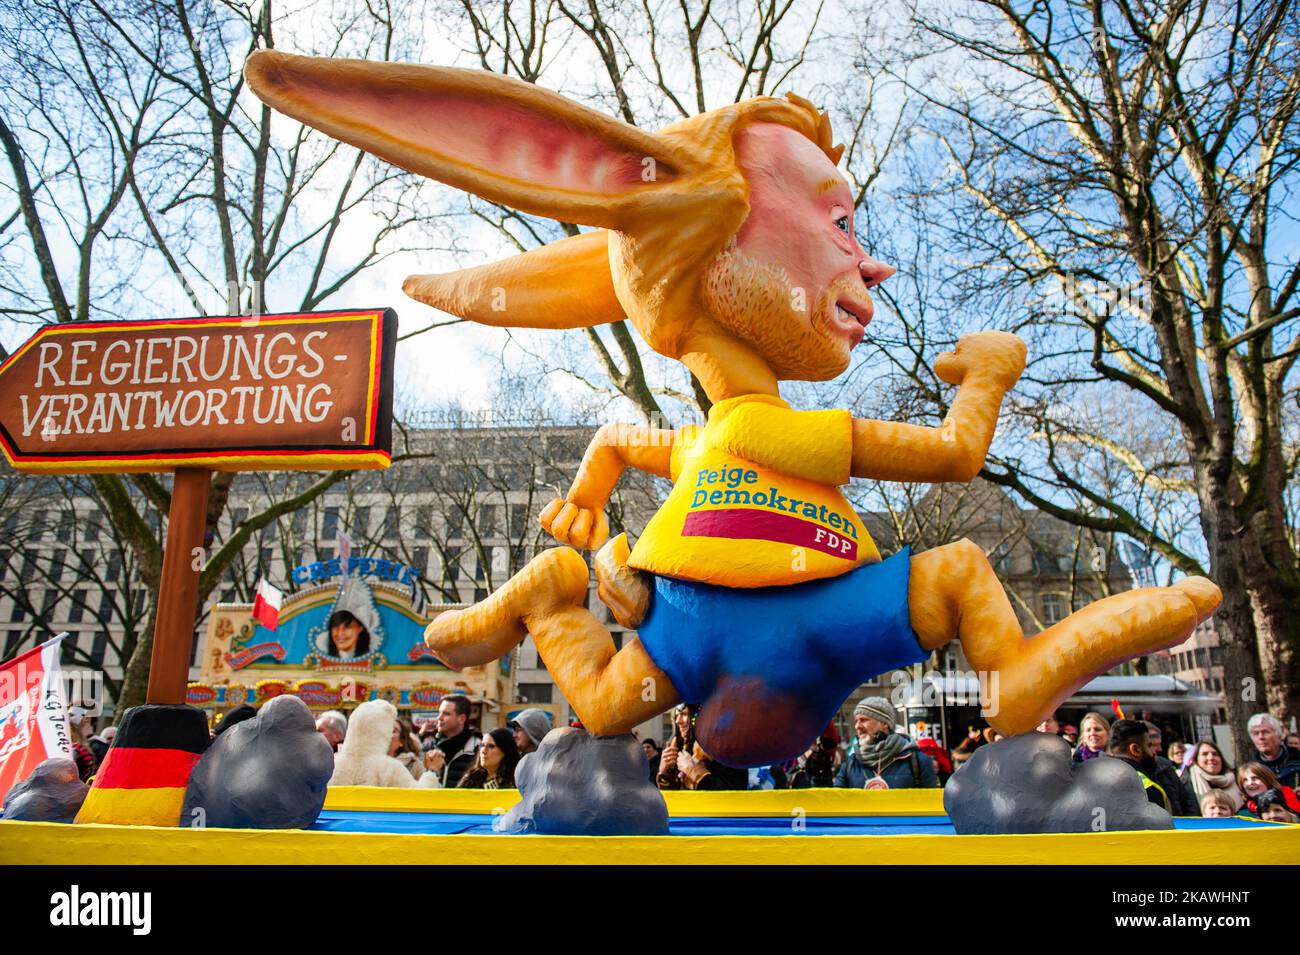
[849,332,1026,483]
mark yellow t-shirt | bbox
[627,394,879,588]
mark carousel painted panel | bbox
[197,574,500,715]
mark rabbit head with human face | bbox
[244,52,893,401]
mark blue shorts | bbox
[637,548,924,767]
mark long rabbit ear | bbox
[403,230,624,329]
[244,51,693,230]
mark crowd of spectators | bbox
[650,697,940,791]
[1027,710,1300,822]
[310,697,550,789]
[59,697,1300,823]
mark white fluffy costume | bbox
[328,699,440,788]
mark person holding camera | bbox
[788,724,840,788]
[657,704,746,791]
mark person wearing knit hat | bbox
[508,708,553,755]
[835,696,937,790]
[854,697,898,729]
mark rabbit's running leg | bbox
[908,539,1221,736]
[424,547,589,668]
[528,614,680,735]
[424,546,679,733]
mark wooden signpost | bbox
[0,308,398,705]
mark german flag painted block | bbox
[75,703,211,827]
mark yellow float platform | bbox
[1,787,1294,865]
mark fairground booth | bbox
[191,556,509,730]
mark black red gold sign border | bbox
[0,308,397,473]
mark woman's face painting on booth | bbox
[331,615,365,655]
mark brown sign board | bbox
[0,309,397,473]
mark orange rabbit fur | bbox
[245,52,1222,757]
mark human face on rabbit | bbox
[704,123,895,382]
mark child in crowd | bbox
[1199,790,1237,818]
[1237,761,1300,816]
[1255,788,1300,824]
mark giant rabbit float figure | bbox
[246,53,1222,767]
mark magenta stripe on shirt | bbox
[681,508,857,561]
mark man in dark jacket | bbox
[1143,721,1193,815]
[1109,720,1171,812]
[834,697,938,790]
[425,696,481,788]
[1248,714,1300,790]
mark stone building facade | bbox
[1,430,1143,750]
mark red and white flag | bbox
[0,635,72,803]
[251,578,283,631]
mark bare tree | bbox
[0,474,155,702]
[869,0,1300,750]
[0,0,451,711]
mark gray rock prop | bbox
[182,695,333,829]
[495,727,669,835]
[2,757,89,822]
[944,732,1174,834]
